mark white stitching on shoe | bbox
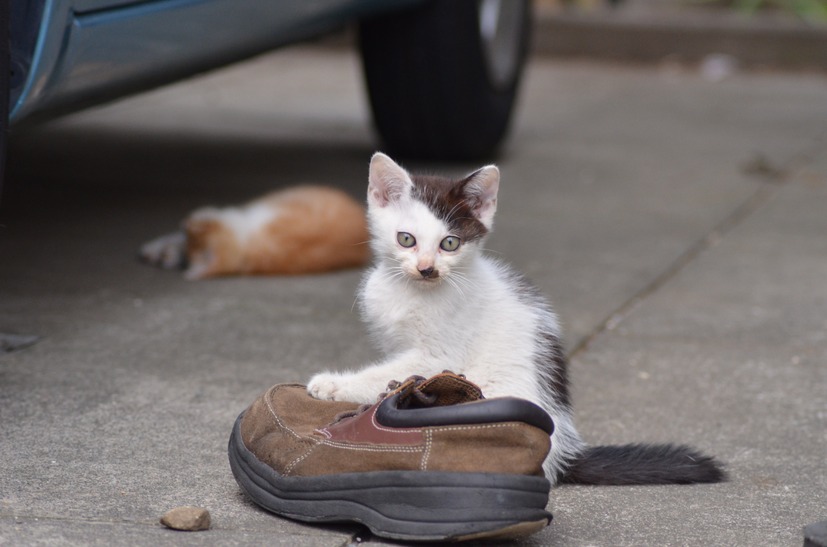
[285,443,318,476]
[320,440,422,453]
[264,385,303,441]
[263,385,320,474]
[420,429,433,470]
[370,405,421,435]
[430,423,519,433]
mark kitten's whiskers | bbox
[445,275,464,297]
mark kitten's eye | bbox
[440,236,461,252]
[397,232,416,248]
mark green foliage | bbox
[695,0,827,22]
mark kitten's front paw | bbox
[307,372,377,403]
[307,372,343,401]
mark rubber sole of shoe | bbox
[228,413,552,542]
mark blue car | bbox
[5,0,531,162]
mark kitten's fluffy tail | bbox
[560,443,726,485]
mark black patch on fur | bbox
[410,174,488,243]
[561,443,727,485]
[538,330,571,408]
[501,266,572,409]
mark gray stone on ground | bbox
[160,506,211,531]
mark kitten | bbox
[307,153,725,486]
[140,186,370,279]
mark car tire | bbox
[359,0,531,161]
[0,0,9,200]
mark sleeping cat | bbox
[307,152,725,486]
[140,186,370,279]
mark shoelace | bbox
[330,373,449,424]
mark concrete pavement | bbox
[1,46,826,545]
[533,0,827,69]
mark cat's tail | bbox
[559,443,726,485]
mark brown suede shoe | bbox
[228,372,554,542]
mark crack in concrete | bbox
[569,183,777,358]
[567,134,825,359]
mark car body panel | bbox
[11,0,421,124]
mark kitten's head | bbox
[366,152,499,287]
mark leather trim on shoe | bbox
[375,393,555,435]
[316,404,424,445]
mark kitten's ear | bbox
[462,165,500,229]
[368,152,413,208]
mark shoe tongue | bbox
[399,372,484,408]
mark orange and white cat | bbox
[140,186,370,279]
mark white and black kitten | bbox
[308,152,725,486]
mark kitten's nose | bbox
[419,267,436,279]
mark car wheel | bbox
[359,0,532,161]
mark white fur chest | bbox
[359,256,547,372]
[360,265,482,359]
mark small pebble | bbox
[160,506,211,531]
[700,53,739,82]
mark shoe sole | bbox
[228,413,552,542]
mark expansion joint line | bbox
[569,136,827,359]
[567,162,801,360]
